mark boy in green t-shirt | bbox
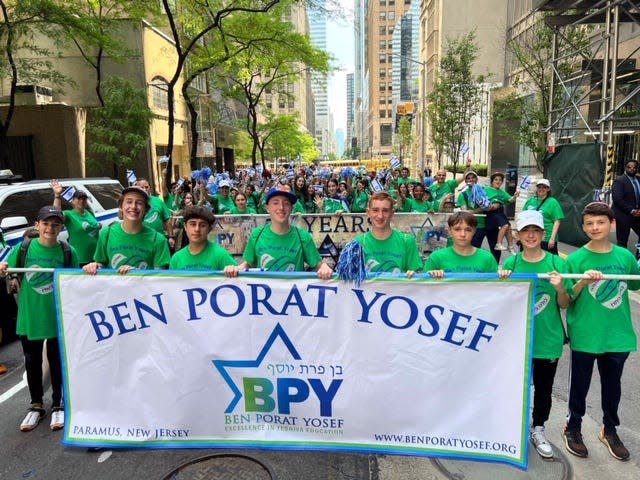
[563,202,640,461]
[424,211,498,276]
[227,186,332,279]
[353,191,422,276]
[0,206,79,432]
[169,206,238,273]
[83,187,170,275]
[499,210,570,459]
[51,180,102,265]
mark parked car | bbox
[0,175,123,259]
[0,174,123,344]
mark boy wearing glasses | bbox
[563,202,640,461]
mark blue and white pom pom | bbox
[336,240,366,286]
[341,166,357,178]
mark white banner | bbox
[56,272,535,468]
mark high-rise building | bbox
[364,0,414,160]
[346,72,355,157]
[309,3,330,155]
[419,0,508,171]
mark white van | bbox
[0,175,124,261]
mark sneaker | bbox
[563,426,588,458]
[494,243,507,251]
[20,404,44,432]
[50,407,64,431]
[599,427,630,461]
[530,426,554,458]
[0,363,7,375]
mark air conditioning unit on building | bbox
[14,85,53,105]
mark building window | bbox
[379,0,386,5]
[380,110,386,118]
[279,98,285,109]
[379,26,386,35]
[380,70,386,78]
[151,76,169,110]
[388,0,395,4]
[379,96,386,105]
[379,53,386,63]
[388,26,394,35]
[379,40,386,50]
[379,83,386,92]
[379,12,386,20]
[388,11,395,21]
[388,54,393,63]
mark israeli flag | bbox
[175,178,184,188]
[390,156,401,169]
[519,175,532,190]
[371,179,384,192]
[0,244,11,262]
[62,186,76,202]
[126,169,137,184]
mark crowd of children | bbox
[0,166,637,466]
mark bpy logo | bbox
[213,324,342,417]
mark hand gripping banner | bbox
[55,271,535,469]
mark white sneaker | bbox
[494,243,507,251]
[20,406,44,432]
[530,426,554,458]
[50,408,64,431]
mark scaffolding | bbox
[534,0,640,182]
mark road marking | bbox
[0,372,27,404]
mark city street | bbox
[2,246,640,480]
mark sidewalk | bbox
[375,239,640,479]
[376,392,637,480]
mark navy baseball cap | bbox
[37,206,64,221]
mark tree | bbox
[159,0,282,188]
[492,15,590,168]
[56,0,159,107]
[398,116,413,162]
[426,32,484,173]
[86,76,154,175]
[260,112,319,164]
[0,0,80,168]
[213,3,331,169]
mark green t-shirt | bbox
[64,209,101,263]
[456,190,486,228]
[144,195,172,233]
[566,245,640,353]
[215,195,235,214]
[405,197,435,213]
[94,223,171,269]
[522,196,564,242]
[229,206,257,215]
[243,225,321,271]
[397,177,419,185]
[351,190,369,213]
[291,201,306,214]
[430,179,458,202]
[423,246,498,273]
[324,197,348,213]
[170,241,238,271]
[484,186,511,205]
[7,240,78,339]
[354,230,422,273]
[503,252,568,359]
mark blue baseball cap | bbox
[265,187,297,205]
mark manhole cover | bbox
[432,441,570,480]
[162,454,275,480]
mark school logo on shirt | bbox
[25,266,54,295]
[259,254,296,272]
[365,259,401,274]
[145,211,159,224]
[110,253,148,270]
[534,293,551,314]
[588,279,626,309]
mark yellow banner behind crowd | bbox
[56,271,535,469]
